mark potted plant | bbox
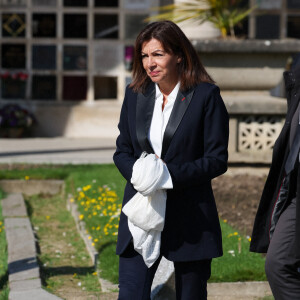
[0,104,37,138]
[148,0,255,39]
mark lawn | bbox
[26,193,102,299]
[210,219,266,282]
[0,164,267,287]
[0,190,8,300]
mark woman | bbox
[113,20,229,300]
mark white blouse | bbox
[148,82,180,189]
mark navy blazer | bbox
[113,82,229,261]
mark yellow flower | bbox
[73,273,77,278]
[248,237,251,242]
[92,272,97,276]
[46,216,50,220]
[88,236,92,240]
[83,185,91,191]
[223,219,228,223]
[233,232,238,236]
[79,214,84,220]
[25,176,30,180]
[70,198,74,203]
[94,238,98,242]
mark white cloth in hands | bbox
[122,152,169,267]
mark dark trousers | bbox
[118,243,211,300]
[265,198,300,300]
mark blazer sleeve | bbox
[166,87,229,189]
[113,87,137,182]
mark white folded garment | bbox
[122,152,168,267]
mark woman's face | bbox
[141,38,181,89]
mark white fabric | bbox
[149,82,180,157]
[122,152,168,267]
[148,82,180,189]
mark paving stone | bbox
[5,218,36,261]
[9,288,63,300]
[1,193,27,217]
[4,217,39,282]
[9,278,41,291]
[0,180,64,196]
[207,281,272,297]
[8,257,40,282]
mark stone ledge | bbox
[0,179,64,196]
[222,91,287,114]
[193,38,300,53]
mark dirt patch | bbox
[212,172,268,237]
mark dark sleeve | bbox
[113,87,137,182]
[166,87,229,189]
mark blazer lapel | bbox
[161,88,195,159]
[136,83,155,154]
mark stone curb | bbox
[66,193,176,297]
[1,192,63,300]
[208,281,272,297]
[0,179,64,197]
[67,194,119,293]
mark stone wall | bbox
[193,39,300,163]
[222,91,286,164]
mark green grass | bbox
[210,220,267,282]
[0,164,268,285]
[0,190,9,300]
[98,243,119,284]
[0,164,125,285]
[26,193,101,298]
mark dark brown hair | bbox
[129,20,214,93]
